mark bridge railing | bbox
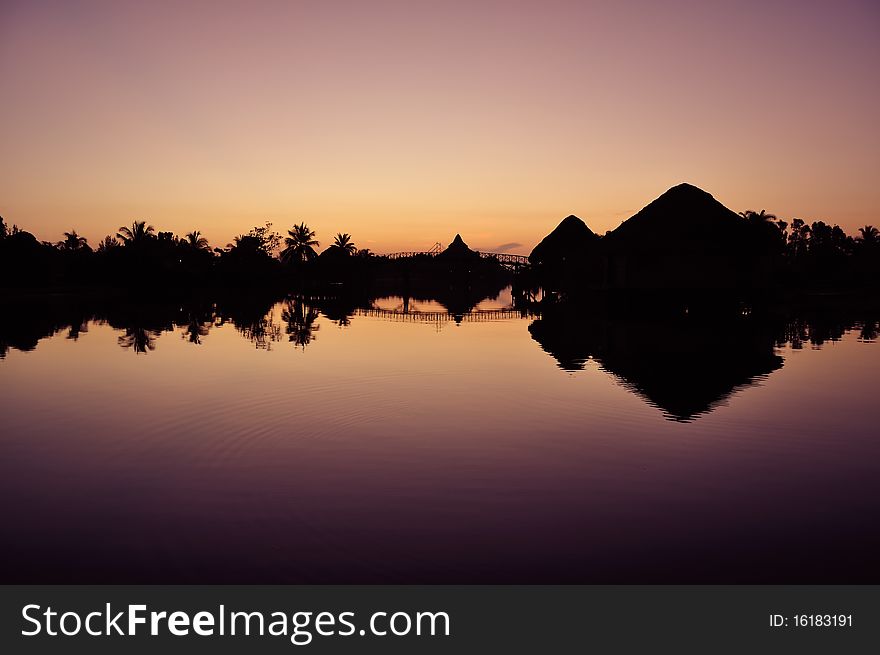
[384,250,530,267]
[354,307,534,323]
[386,251,437,260]
[478,252,529,265]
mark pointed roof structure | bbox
[529,215,600,265]
[437,234,480,260]
[605,183,751,253]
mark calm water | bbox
[1,290,879,582]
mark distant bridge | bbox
[385,246,530,269]
[354,307,532,324]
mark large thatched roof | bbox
[605,183,751,253]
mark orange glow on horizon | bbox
[1,1,877,254]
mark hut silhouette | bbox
[529,215,603,290]
[603,183,770,290]
[529,215,600,264]
[436,234,481,261]
[529,183,777,292]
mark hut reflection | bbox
[529,308,784,421]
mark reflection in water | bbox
[282,299,320,348]
[1,288,879,583]
[529,309,784,421]
[0,290,876,423]
[117,326,161,354]
[235,310,281,350]
[367,278,513,323]
[181,308,213,345]
[216,295,282,350]
[66,316,90,342]
[0,301,80,357]
[780,316,879,349]
[104,302,175,354]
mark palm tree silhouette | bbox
[333,233,356,255]
[280,223,319,264]
[739,209,777,224]
[741,208,786,251]
[117,220,155,246]
[857,225,878,244]
[184,230,210,250]
[97,235,119,252]
[57,230,88,251]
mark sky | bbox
[1,0,878,254]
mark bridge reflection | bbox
[354,307,532,324]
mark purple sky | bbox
[1,0,878,252]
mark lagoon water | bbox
[1,289,879,582]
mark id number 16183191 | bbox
[769,614,853,628]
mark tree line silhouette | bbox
[736,209,879,287]
[0,215,515,295]
[0,215,388,291]
[1,196,877,296]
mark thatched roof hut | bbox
[528,215,600,266]
[528,215,604,291]
[602,183,774,290]
[437,234,481,260]
[604,183,752,254]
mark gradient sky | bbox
[1,0,878,253]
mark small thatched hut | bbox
[436,234,481,261]
[528,215,603,290]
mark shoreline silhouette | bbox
[1,184,877,301]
